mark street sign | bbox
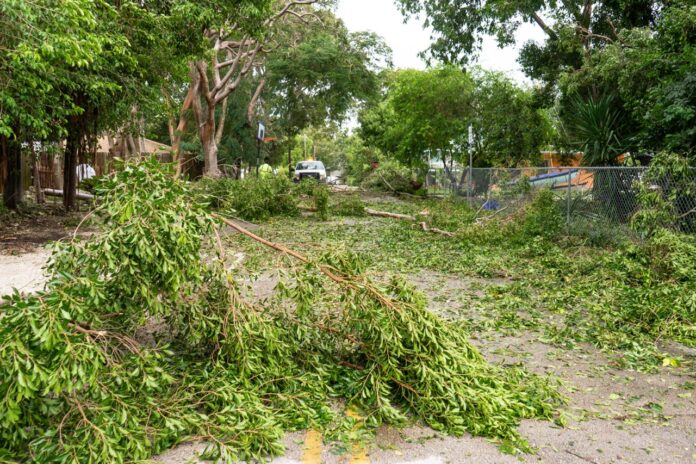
[257,122,265,141]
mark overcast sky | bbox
[336,0,547,85]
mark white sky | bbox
[336,0,547,85]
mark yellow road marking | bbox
[347,409,370,464]
[302,429,322,464]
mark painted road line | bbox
[347,409,370,464]
[349,447,370,464]
[301,429,323,464]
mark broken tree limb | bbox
[43,189,95,201]
[377,171,421,199]
[298,205,455,237]
[213,213,400,310]
[364,209,454,237]
[475,206,509,225]
[364,208,416,221]
[418,222,456,237]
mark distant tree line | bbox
[0,0,390,210]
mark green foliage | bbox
[360,160,416,193]
[0,159,304,461]
[360,67,549,171]
[333,195,367,217]
[562,94,626,166]
[197,176,300,221]
[0,160,565,461]
[421,198,475,233]
[266,11,390,138]
[238,188,696,372]
[280,254,564,451]
[557,3,696,156]
[516,190,564,240]
[312,183,330,221]
[77,175,102,195]
[396,0,693,157]
[360,66,474,168]
[49,159,218,340]
[470,69,551,167]
[632,152,696,237]
[396,0,661,87]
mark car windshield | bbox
[296,162,324,171]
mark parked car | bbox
[294,160,326,182]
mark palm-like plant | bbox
[565,94,625,166]
[564,94,638,221]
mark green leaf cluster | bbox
[0,159,565,461]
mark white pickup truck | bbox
[293,160,327,182]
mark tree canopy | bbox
[396,0,662,85]
[359,66,550,171]
[558,3,696,156]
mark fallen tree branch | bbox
[364,209,455,237]
[678,207,696,219]
[300,205,454,237]
[214,213,402,312]
[475,206,509,225]
[44,189,95,201]
[418,222,455,237]
[364,208,415,221]
[565,450,599,464]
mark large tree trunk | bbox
[190,63,222,178]
[167,86,194,177]
[201,117,221,178]
[195,106,221,178]
[2,131,23,210]
[63,118,80,211]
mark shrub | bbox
[632,152,696,237]
[197,176,299,221]
[638,229,696,282]
[517,190,564,239]
[333,195,366,217]
[361,161,414,193]
[312,183,330,221]
[567,217,627,248]
[420,198,475,232]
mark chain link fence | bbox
[425,166,696,234]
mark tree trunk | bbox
[63,118,80,211]
[2,131,23,210]
[442,154,460,193]
[247,77,267,125]
[127,134,139,158]
[215,96,228,146]
[190,63,221,178]
[198,106,221,178]
[202,128,221,177]
[171,88,194,177]
[31,143,45,204]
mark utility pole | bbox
[468,125,473,206]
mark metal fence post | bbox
[566,170,572,228]
[468,125,473,207]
